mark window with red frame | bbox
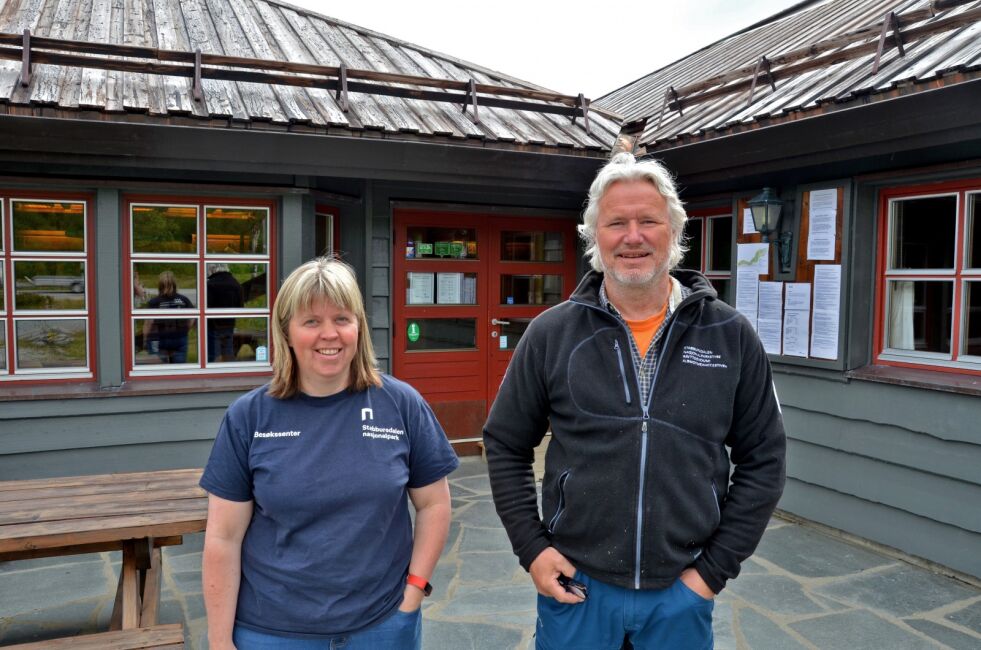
[679,211,733,302]
[1,195,95,380]
[125,199,275,377]
[878,182,980,373]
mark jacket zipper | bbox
[613,340,631,404]
[634,314,680,589]
[547,470,571,534]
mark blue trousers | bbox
[231,608,421,649]
[536,571,714,650]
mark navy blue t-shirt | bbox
[200,375,459,637]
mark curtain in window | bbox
[889,281,915,349]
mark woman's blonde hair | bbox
[157,271,177,297]
[268,257,381,398]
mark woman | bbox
[201,257,458,649]
[145,271,194,363]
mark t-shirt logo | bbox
[681,345,728,369]
[361,408,373,421]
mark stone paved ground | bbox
[1,457,979,649]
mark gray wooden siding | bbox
[774,371,981,577]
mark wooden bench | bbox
[6,623,185,649]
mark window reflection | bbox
[13,261,86,310]
[405,319,476,351]
[501,231,563,262]
[0,328,6,371]
[890,196,957,269]
[132,205,197,253]
[206,207,268,255]
[134,318,198,365]
[133,262,198,309]
[206,316,269,363]
[12,201,85,252]
[15,319,87,369]
[500,275,562,306]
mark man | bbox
[483,153,786,649]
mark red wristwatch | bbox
[406,573,433,597]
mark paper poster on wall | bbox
[436,272,463,304]
[810,265,841,359]
[407,272,434,305]
[807,188,838,261]
[737,243,770,275]
[735,267,760,328]
[783,283,811,357]
[757,282,783,354]
[743,207,758,235]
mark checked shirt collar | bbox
[599,275,690,404]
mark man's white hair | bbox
[578,152,688,272]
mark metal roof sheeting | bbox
[596,0,981,150]
[0,0,619,153]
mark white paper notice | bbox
[807,188,838,261]
[757,282,783,354]
[735,267,760,329]
[407,272,434,305]
[737,243,770,276]
[743,207,757,235]
[783,283,811,357]
[810,265,842,359]
[436,272,463,304]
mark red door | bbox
[393,209,577,453]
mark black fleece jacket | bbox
[483,269,786,593]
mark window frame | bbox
[875,180,980,374]
[684,207,733,301]
[1,192,97,382]
[122,195,277,379]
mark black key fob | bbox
[557,574,588,599]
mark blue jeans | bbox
[535,571,713,650]
[231,608,421,649]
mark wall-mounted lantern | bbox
[748,187,793,273]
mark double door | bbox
[392,209,577,449]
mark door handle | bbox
[491,318,510,326]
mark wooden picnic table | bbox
[0,468,207,633]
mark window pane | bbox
[134,262,198,309]
[13,261,86,310]
[15,319,87,369]
[890,196,957,269]
[710,279,731,303]
[405,318,475,351]
[406,227,477,259]
[968,194,979,269]
[500,275,562,305]
[0,328,6,371]
[679,219,703,270]
[965,282,981,357]
[132,205,197,253]
[406,272,476,305]
[206,207,268,255]
[708,216,732,271]
[207,263,267,310]
[497,318,531,351]
[12,200,85,252]
[501,231,564,262]
[207,316,269,363]
[135,318,199,365]
[886,281,952,353]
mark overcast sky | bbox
[279,0,803,98]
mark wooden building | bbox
[0,0,618,473]
[595,0,980,578]
[1,0,979,581]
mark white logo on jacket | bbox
[681,345,728,369]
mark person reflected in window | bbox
[145,271,194,364]
[206,264,244,362]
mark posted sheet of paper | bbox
[436,272,463,304]
[807,188,838,261]
[783,283,811,357]
[737,243,770,275]
[407,272,434,304]
[810,265,841,359]
[743,207,757,235]
[757,282,783,354]
[735,267,760,328]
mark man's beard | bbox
[602,248,672,288]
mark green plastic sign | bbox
[407,322,421,342]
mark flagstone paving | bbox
[1,457,979,649]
